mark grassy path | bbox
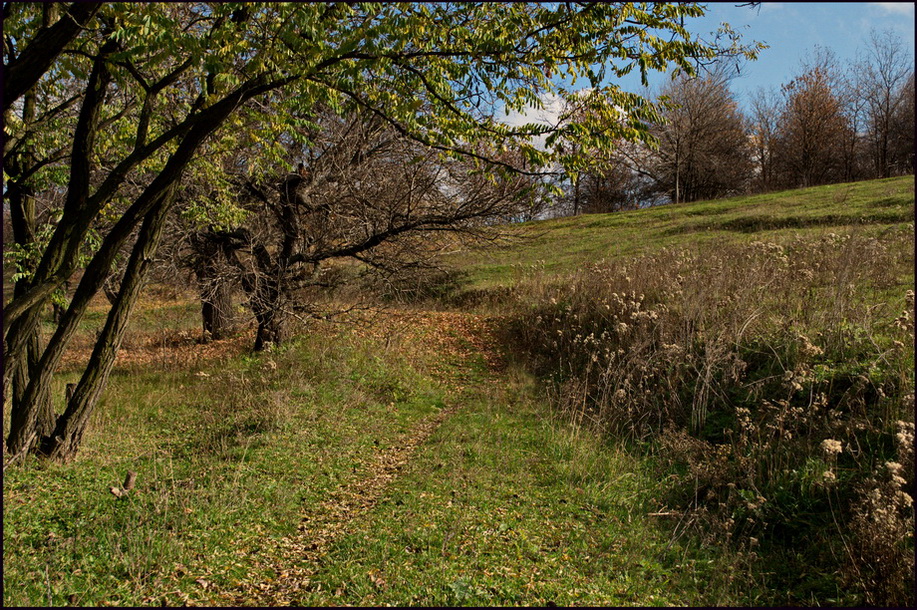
[216,311,506,605]
[219,401,463,605]
[212,311,734,606]
[4,308,739,606]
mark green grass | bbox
[4,176,914,606]
[4,320,745,607]
[295,366,749,606]
[3,327,445,607]
[452,176,914,291]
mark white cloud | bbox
[499,92,568,150]
[500,92,567,130]
[870,2,915,15]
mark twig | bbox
[44,563,53,606]
[663,504,696,554]
[3,432,36,471]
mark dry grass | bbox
[504,226,915,605]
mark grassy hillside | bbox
[452,176,914,291]
[4,176,914,606]
[464,176,915,605]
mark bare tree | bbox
[888,71,915,175]
[855,29,914,178]
[577,162,647,213]
[203,111,542,351]
[748,87,781,193]
[837,68,872,184]
[646,66,752,203]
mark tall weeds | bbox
[506,227,915,605]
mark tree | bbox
[888,71,915,175]
[189,231,239,341]
[645,66,752,203]
[3,2,95,449]
[837,65,871,184]
[748,87,781,193]
[207,110,545,350]
[578,161,647,213]
[552,94,647,215]
[3,2,760,462]
[772,59,852,189]
[855,29,914,178]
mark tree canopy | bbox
[2,1,760,460]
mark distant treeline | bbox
[550,30,914,216]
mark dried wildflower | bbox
[821,439,843,456]
[885,461,903,476]
[797,334,823,358]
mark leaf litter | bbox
[182,309,509,606]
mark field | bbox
[4,176,914,606]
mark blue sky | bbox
[652,1,917,107]
[504,2,915,128]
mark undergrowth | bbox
[505,226,915,605]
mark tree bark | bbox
[2,2,103,113]
[246,271,286,352]
[201,281,235,341]
[3,36,116,397]
[253,306,287,352]
[4,70,55,448]
[41,190,174,462]
[192,231,237,341]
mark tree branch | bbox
[3,2,103,112]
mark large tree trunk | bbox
[202,282,235,341]
[41,192,173,462]
[247,272,287,352]
[3,37,116,415]
[253,304,287,351]
[4,83,55,451]
[238,219,297,352]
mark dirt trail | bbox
[214,309,505,606]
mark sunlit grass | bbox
[3,325,444,607]
[450,176,913,292]
[4,176,914,606]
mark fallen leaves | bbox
[58,329,251,374]
[217,377,465,605]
